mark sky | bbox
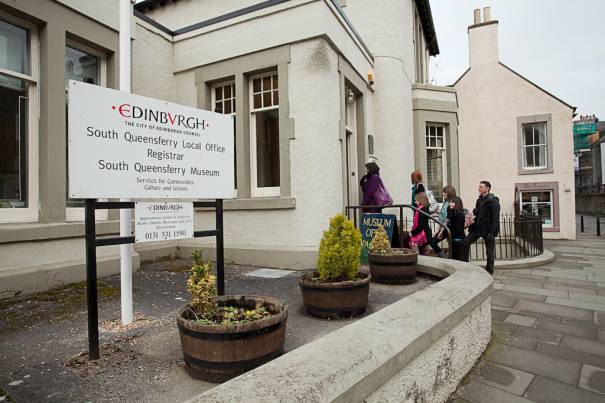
[429,0,605,119]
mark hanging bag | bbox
[374,178,393,206]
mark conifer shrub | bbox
[369,225,391,255]
[317,214,362,281]
[186,250,217,316]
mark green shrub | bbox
[317,214,362,281]
[370,225,391,255]
[186,250,217,316]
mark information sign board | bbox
[135,202,193,243]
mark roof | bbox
[415,0,439,56]
[451,63,576,112]
[134,0,179,13]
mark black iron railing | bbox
[346,204,543,261]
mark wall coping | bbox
[188,257,492,402]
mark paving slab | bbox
[502,284,567,298]
[486,343,581,385]
[536,317,598,339]
[493,321,518,335]
[496,333,539,350]
[512,326,561,345]
[535,343,605,369]
[495,277,545,288]
[471,362,534,396]
[504,314,537,327]
[560,334,605,357]
[579,364,605,396]
[494,290,546,303]
[546,296,605,312]
[515,300,594,322]
[457,379,534,403]
[596,312,605,327]
[492,294,519,308]
[569,293,605,305]
[491,310,509,322]
[243,268,293,278]
[525,375,605,403]
[544,283,597,294]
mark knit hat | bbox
[366,155,378,165]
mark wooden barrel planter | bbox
[369,249,418,284]
[176,295,287,383]
[299,272,370,319]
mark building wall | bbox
[456,63,576,239]
[341,0,417,206]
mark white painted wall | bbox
[340,0,417,207]
[455,22,576,240]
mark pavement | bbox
[453,224,605,402]
[0,258,433,402]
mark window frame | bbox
[517,114,553,175]
[64,38,107,222]
[0,11,39,223]
[249,71,280,198]
[425,123,448,202]
[521,121,548,170]
[210,80,237,198]
[515,181,560,232]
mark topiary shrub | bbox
[370,225,391,255]
[317,214,362,281]
[186,250,217,316]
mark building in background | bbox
[573,114,599,193]
[454,7,576,239]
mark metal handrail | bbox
[345,203,453,259]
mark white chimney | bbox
[473,9,481,24]
[468,7,499,67]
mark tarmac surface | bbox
[0,259,433,402]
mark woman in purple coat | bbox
[360,161,382,213]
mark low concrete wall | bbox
[188,257,493,403]
[576,193,605,216]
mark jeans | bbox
[428,230,447,254]
[463,229,496,274]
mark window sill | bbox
[0,220,122,244]
[543,226,560,232]
[518,167,553,175]
[196,197,296,211]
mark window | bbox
[65,40,106,221]
[522,122,547,169]
[212,81,236,192]
[0,15,38,223]
[425,124,447,202]
[250,72,280,197]
[520,190,553,227]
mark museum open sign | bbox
[68,80,234,199]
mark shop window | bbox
[211,81,236,192]
[520,190,553,228]
[250,72,280,197]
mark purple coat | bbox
[361,174,382,212]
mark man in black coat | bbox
[463,181,500,274]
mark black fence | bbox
[346,205,543,261]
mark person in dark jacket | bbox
[408,192,432,254]
[360,161,382,213]
[429,185,457,257]
[463,180,500,274]
[447,196,466,261]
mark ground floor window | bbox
[250,72,280,197]
[212,81,236,192]
[520,190,553,227]
[426,124,447,202]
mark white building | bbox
[454,8,576,239]
[0,0,459,296]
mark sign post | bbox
[69,79,234,360]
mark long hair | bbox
[450,196,464,213]
[442,185,457,200]
[366,162,380,177]
[411,170,423,185]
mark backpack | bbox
[374,179,393,206]
[463,208,474,229]
[426,189,439,214]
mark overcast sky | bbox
[429,0,605,119]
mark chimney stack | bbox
[473,9,481,24]
[483,7,491,22]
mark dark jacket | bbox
[471,193,500,237]
[360,174,382,213]
[411,205,432,239]
[411,183,426,206]
[447,209,466,240]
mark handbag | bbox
[374,179,393,206]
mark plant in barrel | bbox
[176,250,288,382]
[368,225,418,284]
[299,213,370,319]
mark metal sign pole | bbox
[85,199,100,360]
[216,199,225,296]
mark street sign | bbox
[135,202,194,243]
[68,80,234,199]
